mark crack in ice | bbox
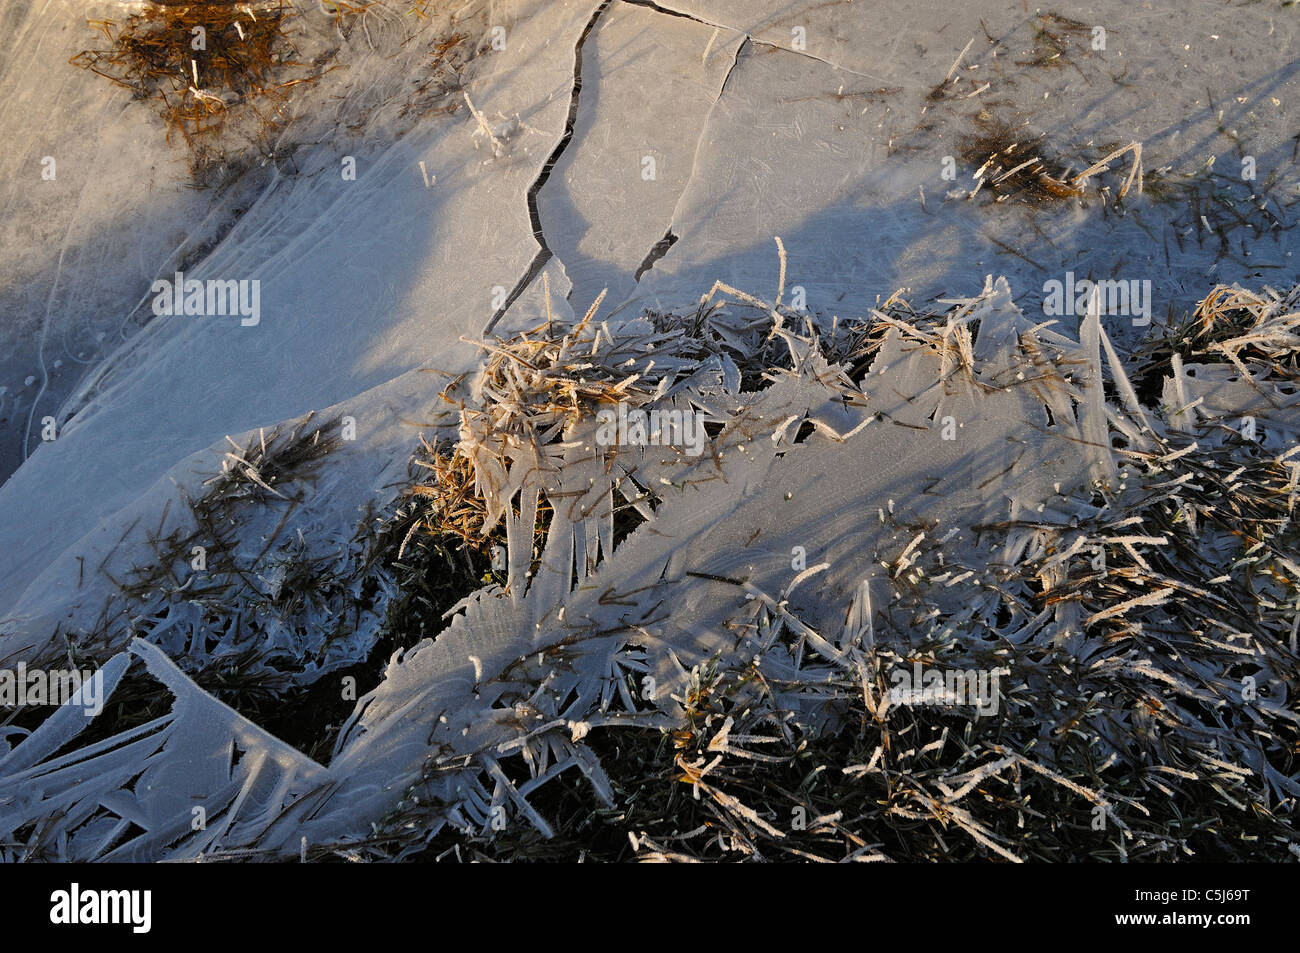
[483,0,612,335]
[619,0,903,86]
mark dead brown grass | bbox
[70,1,335,175]
[961,113,1142,206]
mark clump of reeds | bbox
[470,298,662,429]
[400,431,567,563]
[6,414,358,755]
[960,115,1083,204]
[95,413,341,610]
[1133,283,1300,395]
[1019,11,1091,70]
[68,1,353,179]
[1182,285,1300,363]
[202,411,342,507]
[72,2,305,142]
[960,114,1143,206]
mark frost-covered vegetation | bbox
[3,277,1298,861]
[2,0,1299,862]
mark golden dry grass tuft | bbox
[70,1,345,177]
